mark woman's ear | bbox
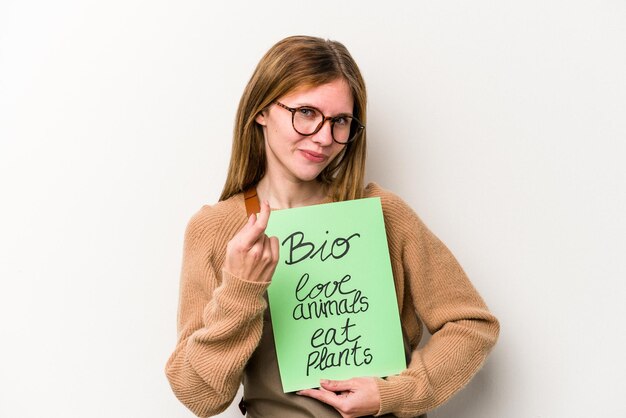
[255,110,267,126]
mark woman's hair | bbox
[219,35,367,202]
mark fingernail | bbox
[320,379,330,385]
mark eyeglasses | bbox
[273,101,364,144]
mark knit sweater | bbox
[165,183,500,417]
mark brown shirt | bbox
[165,183,499,417]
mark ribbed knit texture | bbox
[165,183,499,418]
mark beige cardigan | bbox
[165,183,500,417]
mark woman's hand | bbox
[223,200,279,283]
[297,377,381,418]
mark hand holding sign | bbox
[223,200,279,283]
[297,377,381,418]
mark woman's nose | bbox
[311,119,334,146]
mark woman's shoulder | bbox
[184,193,246,241]
[363,182,425,233]
[363,182,416,215]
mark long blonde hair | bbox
[219,35,367,202]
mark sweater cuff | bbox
[215,269,270,315]
[375,377,404,416]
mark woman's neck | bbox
[256,176,328,209]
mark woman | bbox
[165,35,499,418]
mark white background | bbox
[1,1,625,417]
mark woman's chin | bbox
[286,166,322,183]
[296,170,326,183]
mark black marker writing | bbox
[282,231,361,265]
[305,317,373,376]
[292,274,369,320]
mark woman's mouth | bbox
[300,149,327,163]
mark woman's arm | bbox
[375,191,500,416]
[165,202,278,417]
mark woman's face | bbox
[256,78,353,184]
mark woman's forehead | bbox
[280,79,354,111]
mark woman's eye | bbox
[334,116,349,126]
[298,107,317,118]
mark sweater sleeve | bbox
[374,190,500,417]
[165,206,270,417]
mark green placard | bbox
[266,197,405,393]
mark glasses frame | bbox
[273,101,365,144]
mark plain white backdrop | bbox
[1,1,625,417]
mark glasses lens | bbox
[332,116,357,143]
[334,117,365,144]
[293,107,323,135]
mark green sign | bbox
[266,197,405,393]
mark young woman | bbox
[165,35,499,418]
